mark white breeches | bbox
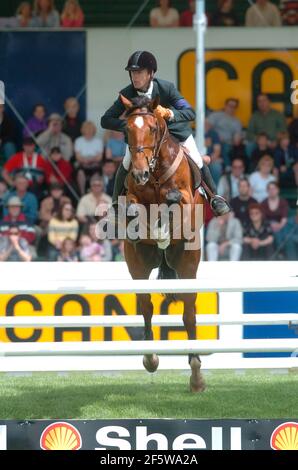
[122,134,204,171]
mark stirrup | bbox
[210,195,231,216]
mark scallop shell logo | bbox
[270,422,298,450]
[40,422,82,450]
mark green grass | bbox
[0,370,297,420]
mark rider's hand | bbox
[155,105,174,121]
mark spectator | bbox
[47,201,79,260]
[33,0,60,27]
[280,0,298,25]
[74,121,103,195]
[3,174,38,224]
[207,98,242,167]
[113,240,125,261]
[284,210,298,260]
[37,113,73,161]
[246,94,287,154]
[261,181,289,250]
[230,178,258,225]
[63,97,82,142]
[45,147,73,187]
[0,224,32,262]
[0,196,36,244]
[102,159,116,198]
[61,0,84,27]
[180,0,195,26]
[150,0,179,27]
[205,120,223,185]
[76,175,112,224]
[229,134,247,164]
[250,132,274,171]
[88,221,112,261]
[79,233,103,261]
[0,179,8,220]
[16,2,35,27]
[274,132,298,187]
[217,158,246,201]
[211,0,238,26]
[39,182,71,231]
[104,130,126,163]
[23,104,47,138]
[245,0,282,26]
[206,212,243,261]
[288,117,298,147]
[0,104,17,161]
[249,155,276,202]
[2,137,48,197]
[242,203,274,260]
[57,237,79,261]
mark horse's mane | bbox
[125,96,153,116]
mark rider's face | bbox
[131,69,152,91]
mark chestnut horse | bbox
[120,94,205,392]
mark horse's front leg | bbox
[137,293,159,373]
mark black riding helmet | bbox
[125,51,157,73]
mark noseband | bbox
[127,111,167,172]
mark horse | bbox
[119,94,205,392]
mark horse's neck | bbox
[158,129,179,172]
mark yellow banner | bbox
[0,293,218,342]
[178,49,298,127]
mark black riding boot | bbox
[201,163,231,216]
[110,163,128,224]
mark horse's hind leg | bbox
[138,293,159,373]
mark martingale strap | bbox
[158,146,184,185]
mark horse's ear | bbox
[120,94,133,110]
[150,96,160,110]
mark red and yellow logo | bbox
[40,422,82,450]
[270,422,298,450]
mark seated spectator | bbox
[205,120,223,185]
[63,97,82,142]
[57,237,79,261]
[33,0,60,27]
[274,132,298,187]
[39,182,71,231]
[79,233,103,261]
[284,210,298,260]
[2,137,48,198]
[150,0,179,27]
[75,121,103,195]
[76,175,112,224]
[16,2,35,27]
[45,146,73,187]
[23,104,47,138]
[113,240,125,261]
[0,224,32,262]
[104,130,126,163]
[230,178,258,226]
[61,0,84,27]
[207,98,242,167]
[102,159,116,198]
[206,212,243,261]
[88,220,112,261]
[0,104,17,161]
[246,94,287,155]
[3,174,38,224]
[245,0,282,26]
[47,201,79,260]
[242,203,274,260]
[0,196,35,243]
[280,0,298,25]
[250,132,274,172]
[249,155,276,202]
[261,181,289,250]
[0,179,8,220]
[180,0,195,26]
[37,113,73,161]
[288,117,298,147]
[229,134,247,165]
[211,0,238,26]
[217,158,246,201]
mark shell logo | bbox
[40,422,82,450]
[270,422,298,450]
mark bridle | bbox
[127,111,168,173]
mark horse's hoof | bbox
[143,354,159,373]
[189,356,206,393]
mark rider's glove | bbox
[155,105,174,121]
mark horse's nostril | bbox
[143,171,149,178]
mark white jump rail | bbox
[0,314,297,328]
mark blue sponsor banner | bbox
[243,292,298,358]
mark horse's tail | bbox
[157,251,178,302]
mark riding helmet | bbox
[125,51,157,73]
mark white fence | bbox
[0,261,297,372]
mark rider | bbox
[101,50,231,216]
